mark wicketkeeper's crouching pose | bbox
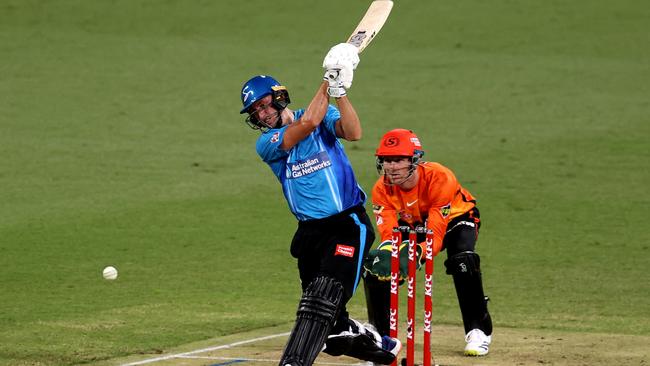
[239,44,400,366]
[363,129,493,356]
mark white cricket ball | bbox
[102,266,118,280]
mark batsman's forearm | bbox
[335,96,362,141]
[301,82,330,127]
[280,82,329,150]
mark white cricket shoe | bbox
[464,329,491,356]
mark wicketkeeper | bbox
[239,44,400,366]
[363,129,493,356]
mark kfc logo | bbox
[424,310,432,333]
[389,308,398,331]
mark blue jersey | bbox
[256,105,366,221]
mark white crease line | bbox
[121,332,290,366]
[177,355,369,365]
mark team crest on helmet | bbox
[384,137,399,147]
[242,86,254,103]
[440,203,451,218]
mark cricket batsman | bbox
[363,129,493,356]
[239,44,400,366]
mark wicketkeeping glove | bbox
[363,241,424,282]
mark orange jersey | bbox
[372,162,476,255]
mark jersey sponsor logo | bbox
[440,203,451,218]
[334,244,355,258]
[406,199,418,207]
[372,204,384,214]
[270,131,280,143]
[285,151,332,179]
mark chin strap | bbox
[245,110,283,133]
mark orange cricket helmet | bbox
[375,129,424,157]
[375,129,425,185]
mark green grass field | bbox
[1,0,649,365]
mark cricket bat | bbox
[346,0,394,53]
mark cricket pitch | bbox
[98,323,649,366]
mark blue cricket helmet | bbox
[239,75,290,114]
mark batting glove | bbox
[323,43,360,70]
[323,68,351,97]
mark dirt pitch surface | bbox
[103,324,649,366]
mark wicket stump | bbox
[389,227,435,366]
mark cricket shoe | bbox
[381,334,402,360]
[464,328,491,356]
[322,318,369,356]
[323,320,400,364]
[348,333,402,365]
